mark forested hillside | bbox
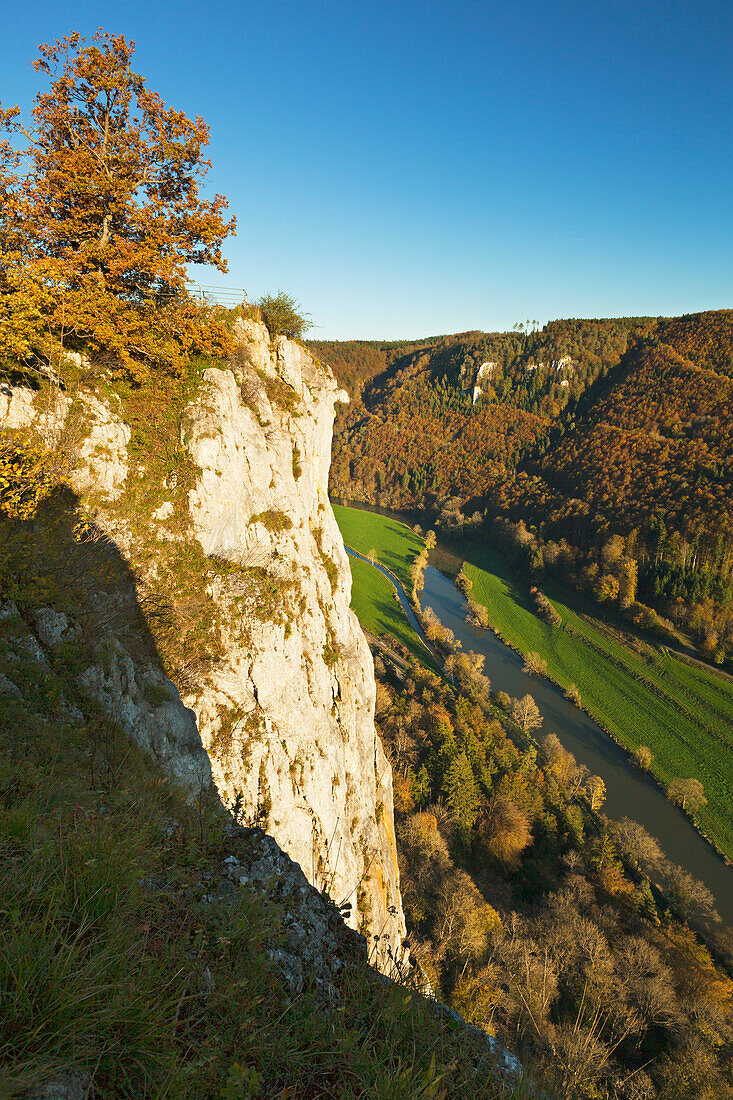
[325,311,733,666]
[307,336,444,398]
[327,318,654,509]
[377,655,733,1100]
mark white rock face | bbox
[0,327,406,969]
[0,382,129,500]
[183,322,405,968]
[70,393,130,500]
[79,647,211,797]
[0,381,71,436]
[472,361,497,403]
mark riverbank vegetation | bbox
[374,648,733,1100]
[461,544,733,861]
[346,553,434,667]
[335,506,733,861]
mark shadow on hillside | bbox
[461,543,539,618]
[0,484,214,800]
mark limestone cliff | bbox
[179,321,405,966]
[0,322,405,969]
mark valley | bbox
[334,504,733,922]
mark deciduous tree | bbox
[668,776,707,813]
[511,693,543,736]
[0,31,235,375]
[633,744,653,770]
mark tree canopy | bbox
[0,31,235,376]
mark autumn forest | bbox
[315,309,733,667]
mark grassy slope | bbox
[332,504,424,592]
[0,608,522,1099]
[333,506,439,669]
[463,545,733,859]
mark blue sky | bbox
[2,0,731,338]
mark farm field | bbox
[332,504,424,592]
[463,545,733,860]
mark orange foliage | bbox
[0,31,235,375]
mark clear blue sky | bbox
[2,0,731,338]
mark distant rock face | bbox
[472,361,497,404]
[182,321,405,968]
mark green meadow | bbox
[333,505,439,668]
[332,505,424,592]
[333,505,733,858]
[463,545,733,860]
[346,554,433,666]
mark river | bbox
[340,503,733,925]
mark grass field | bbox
[347,553,434,666]
[333,506,439,668]
[463,544,733,859]
[332,505,424,592]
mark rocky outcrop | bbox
[0,599,211,799]
[181,321,405,968]
[70,392,130,500]
[0,323,406,969]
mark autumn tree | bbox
[585,774,606,811]
[563,682,581,706]
[616,557,638,609]
[511,693,543,736]
[594,572,620,603]
[478,795,532,869]
[668,777,708,813]
[0,31,235,375]
[633,744,653,770]
[433,871,500,962]
[541,733,579,788]
[522,650,548,677]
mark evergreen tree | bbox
[442,752,479,832]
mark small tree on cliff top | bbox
[0,31,235,375]
[258,291,313,340]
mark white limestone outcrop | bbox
[182,321,405,968]
[0,324,406,969]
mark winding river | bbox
[343,506,733,925]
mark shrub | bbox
[530,587,561,628]
[466,599,489,629]
[258,291,312,340]
[563,682,581,706]
[313,527,338,592]
[455,567,473,595]
[0,436,67,520]
[633,744,653,770]
[495,690,511,712]
[249,510,293,534]
[668,776,707,813]
[522,651,548,677]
